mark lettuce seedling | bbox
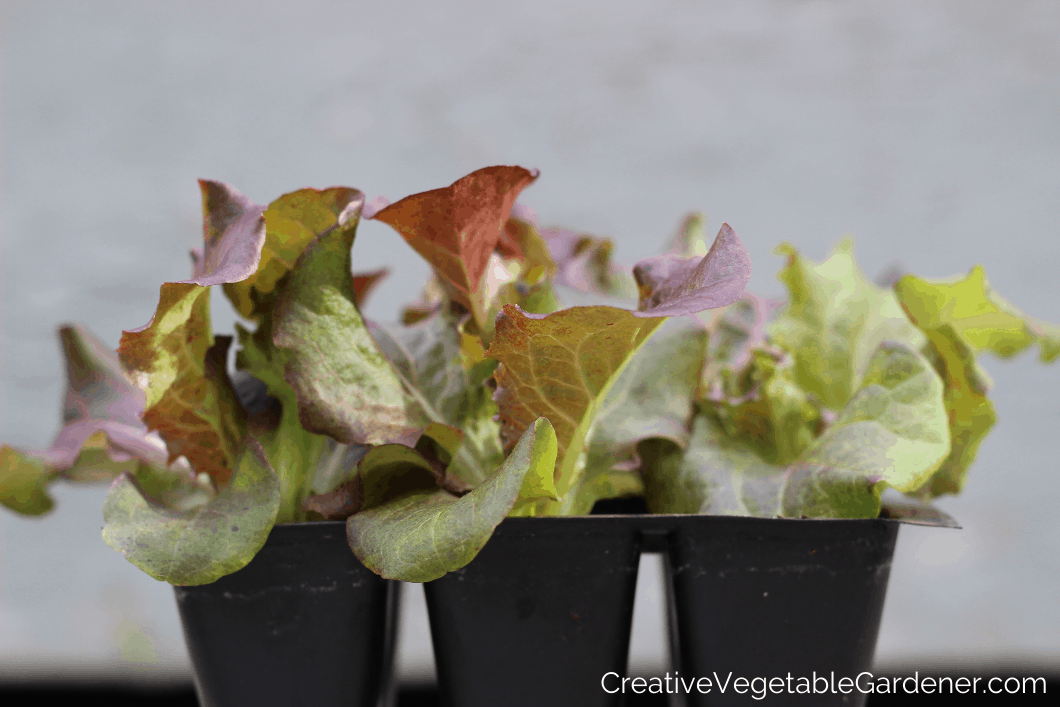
[638,237,1060,518]
[5,166,1054,586]
[0,166,751,584]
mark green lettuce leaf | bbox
[102,439,280,585]
[498,204,558,283]
[516,317,710,517]
[769,239,926,410]
[643,341,949,518]
[892,266,1060,497]
[236,311,372,523]
[272,194,426,446]
[300,422,469,521]
[346,418,557,582]
[895,265,1060,362]
[913,325,996,498]
[0,447,58,515]
[223,185,365,321]
[593,316,710,452]
[702,346,825,467]
[509,316,709,516]
[370,315,506,487]
[489,304,668,502]
[369,314,469,423]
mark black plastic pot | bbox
[424,502,955,707]
[424,516,643,707]
[173,521,399,707]
[665,516,898,707]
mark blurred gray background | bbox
[2,0,1058,683]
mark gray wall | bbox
[2,0,1058,679]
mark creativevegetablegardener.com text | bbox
[600,671,1047,698]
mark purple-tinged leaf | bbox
[666,212,710,258]
[540,226,637,299]
[1,324,186,515]
[223,186,366,320]
[118,180,282,484]
[189,180,267,286]
[633,223,752,317]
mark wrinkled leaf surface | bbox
[102,440,280,585]
[769,239,925,409]
[347,418,556,582]
[644,342,949,518]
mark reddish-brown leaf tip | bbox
[372,166,539,325]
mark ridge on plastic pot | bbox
[174,521,398,707]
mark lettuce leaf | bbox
[896,266,1060,362]
[488,224,751,512]
[1,324,185,515]
[912,325,996,498]
[498,206,558,283]
[272,192,426,447]
[634,224,752,317]
[769,239,926,410]
[666,212,710,258]
[102,439,280,585]
[369,315,505,487]
[351,268,389,308]
[0,447,60,516]
[118,180,267,485]
[702,346,825,467]
[540,226,638,300]
[223,185,365,321]
[893,266,1059,497]
[346,418,557,582]
[515,316,709,517]
[489,304,667,502]
[372,166,539,330]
